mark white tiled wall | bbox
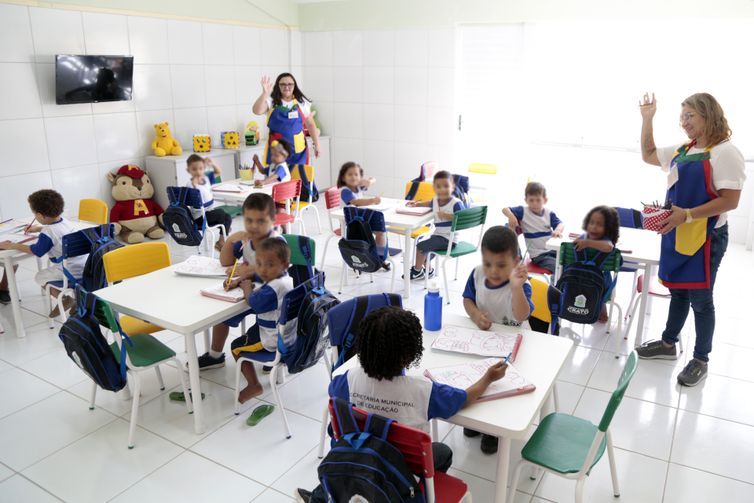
[300,29,456,198]
[0,3,291,219]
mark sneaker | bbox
[197,352,226,370]
[481,434,499,454]
[427,268,436,279]
[0,290,10,305]
[408,267,425,280]
[382,261,392,272]
[677,359,708,387]
[463,427,481,438]
[636,339,678,360]
[294,488,312,503]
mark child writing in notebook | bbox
[186,154,232,251]
[405,170,466,280]
[228,237,294,402]
[295,306,507,503]
[252,139,292,187]
[0,190,86,317]
[573,205,620,323]
[196,193,284,370]
[462,225,533,454]
[502,181,564,272]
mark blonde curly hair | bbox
[682,93,732,146]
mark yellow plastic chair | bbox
[290,164,322,235]
[387,181,435,240]
[530,277,552,328]
[78,198,109,224]
[468,163,498,175]
[102,242,170,336]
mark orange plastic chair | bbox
[318,186,343,269]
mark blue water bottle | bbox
[424,282,443,331]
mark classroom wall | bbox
[0,2,297,220]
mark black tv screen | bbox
[55,54,133,105]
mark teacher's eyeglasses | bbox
[679,112,696,125]
[279,83,295,88]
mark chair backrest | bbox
[558,242,623,273]
[326,293,403,348]
[343,206,387,233]
[403,180,434,202]
[62,224,116,260]
[468,163,497,175]
[324,186,341,210]
[103,242,171,283]
[419,161,438,180]
[450,205,487,232]
[598,351,638,432]
[78,198,109,225]
[615,207,643,229]
[167,186,204,209]
[272,179,302,204]
[529,278,551,324]
[283,234,316,267]
[290,164,315,186]
[278,272,325,325]
[329,399,435,479]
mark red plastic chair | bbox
[318,186,343,269]
[526,258,552,279]
[328,400,471,503]
[272,179,303,233]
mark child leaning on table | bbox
[0,190,87,317]
[186,154,232,251]
[252,139,292,187]
[405,170,466,281]
[294,306,508,503]
[462,225,534,454]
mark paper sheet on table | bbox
[200,283,245,303]
[396,206,432,216]
[0,232,38,244]
[0,219,31,234]
[212,183,243,193]
[431,325,523,361]
[424,358,535,402]
[174,255,229,277]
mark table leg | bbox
[3,257,25,338]
[495,437,512,503]
[634,263,652,348]
[402,231,412,299]
[184,332,205,434]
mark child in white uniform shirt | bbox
[230,237,294,403]
[406,170,466,280]
[186,154,232,251]
[0,190,86,317]
[252,139,292,187]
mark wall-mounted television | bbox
[55,54,134,105]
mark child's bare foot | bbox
[214,237,225,252]
[598,305,608,323]
[238,383,264,404]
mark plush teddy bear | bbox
[152,122,183,156]
[107,164,165,244]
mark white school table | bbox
[95,264,251,434]
[211,178,274,205]
[547,227,661,347]
[335,314,574,503]
[330,198,435,299]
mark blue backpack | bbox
[164,186,204,247]
[58,288,131,392]
[337,208,388,273]
[65,224,123,292]
[318,398,423,503]
[294,164,319,203]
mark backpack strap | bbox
[335,296,370,369]
[547,286,561,334]
[385,292,402,307]
[364,413,394,441]
[333,398,360,436]
[405,180,421,201]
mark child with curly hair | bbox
[295,306,508,503]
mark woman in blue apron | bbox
[636,93,745,386]
[252,73,321,168]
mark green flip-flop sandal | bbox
[169,391,205,402]
[246,404,275,426]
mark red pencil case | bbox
[642,206,672,232]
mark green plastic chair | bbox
[283,234,317,286]
[210,174,243,218]
[424,206,488,304]
[89,294,193,449]
[508,351,638,503]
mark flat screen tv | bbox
[55,54,134,105]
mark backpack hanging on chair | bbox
[163,186,204,247]
[552,247,619,325]
[295,164,319,203]
[406,165,471,206]
[337,207,388,273]
[72,224,123,292]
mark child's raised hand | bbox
[483,362,508,383]
[573,239,587,251]
[261,76,273,96]
[474,311,492,330]
[509,262,528,288]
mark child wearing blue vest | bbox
[295,306,507,503]
[462,225,533,454]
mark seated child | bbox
[573,205,620,323]
[252,139,292,187]
[0,190,86,317]
[186,154,232,251]
[197,193,283,370]
[295,306,507,503]
[406,170,466,280]
[229,237,294,403]
[502,181,563,273]
[336,161,386,254]
[462,225,533,454]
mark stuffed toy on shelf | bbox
[107,164,165,244]
[152,122,182,156]
[193,134,211,152]
[244,121,260,146]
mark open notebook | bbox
[430,325,523,362]
[396,206,432,216]
[174,256,229,277]
[200,283,246,303]
[424,358,535,402]
[212,183,243,193]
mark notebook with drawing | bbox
[396,206,432,216]
[430,325,523,362]
[174,256,229,277]
[200,283,246,303]
[424,358,535,402]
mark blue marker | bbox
[501,351,513,365]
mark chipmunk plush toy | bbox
[107,165,165,243]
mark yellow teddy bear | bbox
[152,122,183,156]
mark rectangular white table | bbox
[95,264,251,434]
[335,314,574,503]
[211,178,273,205]
[547,227,661,347]
[330,197,435,299]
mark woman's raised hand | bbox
[639,92,657,119]
[261,76,273,96]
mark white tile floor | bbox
[1,212,754,503]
